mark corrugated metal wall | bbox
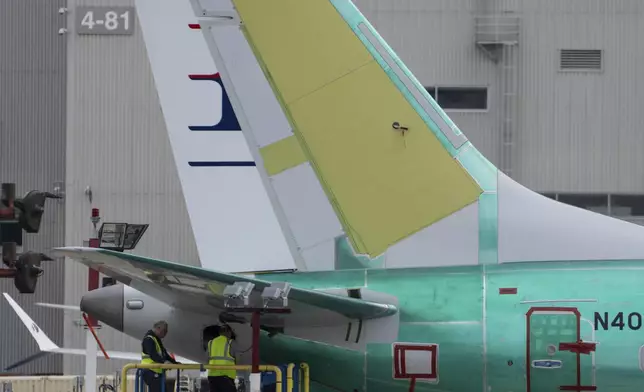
[62,0,200,375]
[0,0,67,375]
[354,0,644,193]
[518,0,644,192]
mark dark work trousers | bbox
[207,376,236,392]
[262,383,277,392]
[141,370,163,392]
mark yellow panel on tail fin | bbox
[260,135,308,176]
[289,61,481,256]
[233,0,373,104]
[233,0,482,257]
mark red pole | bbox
[82,313,110,359]
[86,233,100,327]
[408,377,416,392]
[251,311,260,373]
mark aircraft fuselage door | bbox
[526,307,596,392]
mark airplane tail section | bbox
[189,0,495,271]
[189,0,644,270]
[186,0,644,269]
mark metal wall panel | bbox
[354,0,644,194]
[63,0,200,375]
[517,0,644,193]
[0,0,67,375]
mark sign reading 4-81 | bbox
[75,6,135,35]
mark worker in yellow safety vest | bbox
[140,320,180,392]
[207,324,237,392]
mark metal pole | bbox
[85,209,101,392]
[251,311,260,373]
[249,311,262,392]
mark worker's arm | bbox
[163,349,180,364]
[142,336,166,363]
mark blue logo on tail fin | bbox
[187,73,241,131]
[186,72,254,167]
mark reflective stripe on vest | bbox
[141,335,163,374]
[208,339,234,361]
[207,336,236,378]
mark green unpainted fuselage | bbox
[259,259,644,391]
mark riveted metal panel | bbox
[0,0,67,375]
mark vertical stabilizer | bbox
[188,0,644,271]
[190,0,495,271]
[133,0,296,272]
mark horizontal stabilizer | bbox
[2,292,195,366]
[53,247,398,324]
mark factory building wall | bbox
[517,0,644,194]
[354,0,644,223]
[62,0,200,375]
[0,0,67,375]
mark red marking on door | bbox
[559,341,597,355]
[526,307,596,392]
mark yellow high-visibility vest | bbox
[207,336,236,378]
[141,335,163,374]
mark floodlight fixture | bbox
[98,223,149,252]
[223,281,255,308]
[260,282,292,308]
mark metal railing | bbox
[124,363,310,392]
[299,363,310,392]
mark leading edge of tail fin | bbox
[133,0,297,273]
[192,0,498,270]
